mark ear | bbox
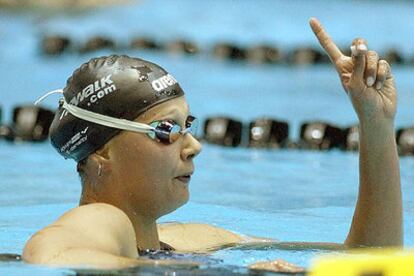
[88,143,112,173]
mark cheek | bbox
[113,140,157,184]
[128,143,177,186]
[151,147,182,192]
[152,149,177,182]
[113,136,180,190]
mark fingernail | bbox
[376,82,382,90]
[350,45,357,56]
[357,44,367,52]
[367,77,374,87]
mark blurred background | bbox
[3,0,414,180]
[2,0,414,127]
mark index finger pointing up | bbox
[309,18,343,64]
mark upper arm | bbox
[158,223,345,252]
[23,203,138,266]
[158,222,267,252]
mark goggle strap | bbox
[34,90,194,137]
[34,89,64,106]
[61,100,155,133]
[34,89,154,133]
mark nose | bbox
[181,133,202,161]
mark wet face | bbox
[106,96,202,219]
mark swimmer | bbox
[23,18,402,271]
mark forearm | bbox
[27,248,196,269]
[345,120,402,247]
[44,248,141,269]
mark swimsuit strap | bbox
[160,241,175,251]
[137,241,175,256]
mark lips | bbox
[175,175,191,183]
[175,173,193,183]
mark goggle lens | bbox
[148,116,198,144]
[185,116,199,135]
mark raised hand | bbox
[309,18,396,125]
[310,18,402,248]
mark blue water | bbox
[1,0,414,275]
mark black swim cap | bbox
[49,55,185,162]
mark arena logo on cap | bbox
[151,74,178,92]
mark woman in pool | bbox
[23,18,402,268]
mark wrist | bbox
[358,116,395,132]
[358,119,396,146]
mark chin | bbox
[168,179,190,204]
[174,192,190,210]
[160,193,189,218]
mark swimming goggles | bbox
[147,116,198,144]
[35,89,199,144]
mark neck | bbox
[128,213,160,250]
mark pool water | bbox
[1,0,414,275]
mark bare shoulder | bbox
[57,203,133,229]
[23,203,137,264]
[158,222,252,252]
